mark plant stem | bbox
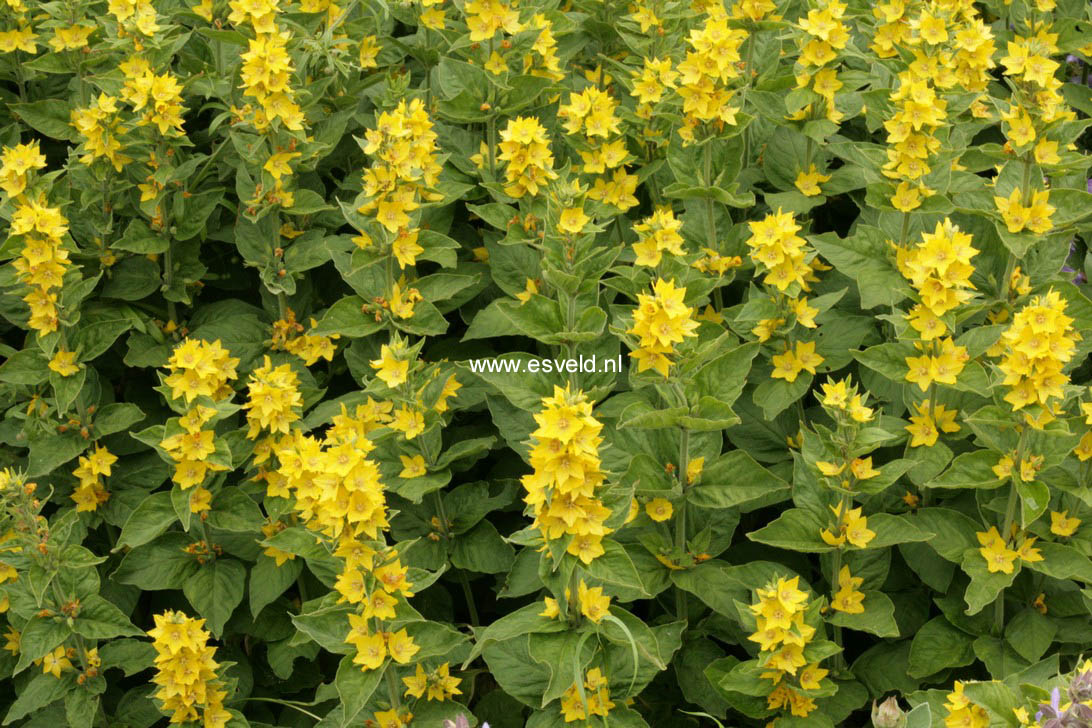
[385,662,402,710]
[433,491,480,626]
[163,244,177,325]
[675,426,690,622]
[703,142,717,249]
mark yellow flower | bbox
[264,151,300,181]
[849,457,880,480]
[398,455,426,479]
[977,526,1018,574]
[484,50,508,75]
[816,461,845,476]
[578,580,610,623]
[794,165,831,196]
[558,206,590,235]
[48,349,81,377]
[1049,511,1080,537]
[515,277,538,304]
[370,344,409,388]
[645,497,673,522]
[385,628,420,664]
[831,565,865,614]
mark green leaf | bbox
[292,601,354,655]
[1023,542,1092,583]
[747,508,832,553]
[908,616,976,678]
[752,373,812,420]
[73,595,143,640]
[93,403,145,437]
[961,682,1021,727]
[911,508,980,562]
[810,228,910,309]
[182,558,247,638]
[826,591,899,637]
[114,492,176,552]
[3,673,73,724]
[206,488,263,533]
[463,296,564,342]
[312,296,384,337]
[13,616,72,675]
[12,99,77,141]
[451,520,515,574]
[866,513,934,549]
[688,342,760,408]
[925,450,1003,489]
[688,450,790,509]
[113,533,200,590]
[464,603,568,667]
[249,554,303,618]
[334,655,385,726]
[961,550,1017,616]
[853,342,915,382]
[1004,608,1056,663]
[0,349,48,385]
[617,401,687,429]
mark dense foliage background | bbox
[1,0,1092,726]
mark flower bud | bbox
[871,696,906,728]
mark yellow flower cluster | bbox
[497,116,558,199]
[243,356,302,439]
[71,445,116,512]
[882,70,946,209]
[746,209,818,293]
[771,341,824,384]
[631,57,678,111]
[794,0,849,124]
[627,278,699,377]
[403,662,462,701]
[559,86,638,212]
[675,5,747,141]
[119,57,186,136]
[905,401,960,448]
[271,309,339,365]
[341,548,419,671]
[1000,31,1072,125]
[163,338,239,403]
[359,99,442,269]
[820,502,875,548]
[521,385,612,565]
[4,142,69,336]
[747,576,826,719]
[830,565,864,614]
[71,94,130,171]
[161,406,229,491]
[819,377,874,423]
[977,525,1042,574]
[463,0,519,42]
[994,186,1054,235]
[109,0,159,36]
[539,579,611,624]
[942,682,989,728]
[560,667,615,723]
[632,207,685,267]
[148,610,230,728]
[895,219,979,338]
[159,339,238,489]
[904,338,969,392]
[234,0,305,132]
[271,408,389,540]
[996,290,1079,412]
